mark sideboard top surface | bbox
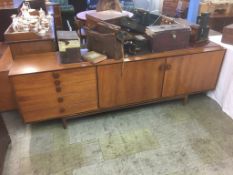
[9,41,225,76]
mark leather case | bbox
[87,22,124,59]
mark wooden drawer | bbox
[58,99,98,116]
[12,72,59,122]
[11,67,98,123]
[23,98,98,123]
[52,67,98,105]
[54,67,97,84]
[12,72,55,89]
[23,106,64,122]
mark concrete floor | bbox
[2,94,233,175]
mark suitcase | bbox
[146,24,191,52]
[87,22,124,59]
[222,24,233,45]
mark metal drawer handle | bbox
[159,64,166,71]
[57,97,64,103]
[59,107,65,113]
[54,80,61,86]
[56,87,62,92]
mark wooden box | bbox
[146,24,191,52]
[0,0,13,7]
[199,1,230,15]
[57,31,82,64]
[86,10,130,28]
[222,24,233,44]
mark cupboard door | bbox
[98,59,166,108]
[162,50,225,98]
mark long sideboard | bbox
[8,42,226,127]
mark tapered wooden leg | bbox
[62,118,68,129]
[183,95,189,105]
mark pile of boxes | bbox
[0,0,13,7]
[199,0,233,16]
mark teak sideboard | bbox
[8,42,225,127]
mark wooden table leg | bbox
[183,95,189,105]
[62,118,68,129]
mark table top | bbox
[76,10,133,21]
[9,41,224,76]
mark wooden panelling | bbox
[162,50,225,97]
[0,47,16,111]
[0,72,16,111]
[9,40,56,58]
[98,59,166,108]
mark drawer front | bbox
[12,72,59,122]
[54,67,97,84]
[23,98,98,123]
[22,107,64,122]
[12,67,98,122]
[56,93,98,116]
[54,67,98,114]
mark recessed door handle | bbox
[166,64,172,70]
[52,72,60,79]
[159,64,166,71]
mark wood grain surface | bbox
[162,50,225,97]
[98,59,165,108]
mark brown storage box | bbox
[57,31,82,64]
[146,24,191,52]
[199,2,230,15]
[222,24,233,45]
[226,3,233,16]
[0,0,13,6]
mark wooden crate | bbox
[199,1,232,15]
[0,0,13,7]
